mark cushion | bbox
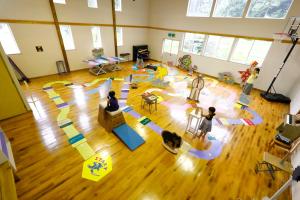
[99,101,107,109]
[107,109,122,117]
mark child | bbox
[239,61,258,87]
[105,91,119,112]
[197,107,216,138]
[243,68,260,95]
[162,130,182,153]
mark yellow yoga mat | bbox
[76,142,95,160]
[82,152,112,182]
[63,125,80,138]
[57,107,70,121]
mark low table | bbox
[141,93,158,113]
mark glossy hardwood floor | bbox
[0,62,291,200]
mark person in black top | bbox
[105,91,119,112]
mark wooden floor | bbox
[0,62,292,200]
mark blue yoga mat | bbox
[112,124,145,151]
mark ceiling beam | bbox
[111,0,118,57]
[49,0,70,73]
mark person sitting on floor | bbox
[105,91,119,112]
[197,107,216,138]
[162,130,182,154]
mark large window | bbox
[88,0,98,8]
[91,27,102,48]
[0,24,20,55]
[115,0,122,12]
[53,0,66,4]
[59,25,75,50]
[204,35,234,60]
[230,39,272,65]
[182,33,206,55]
[116,27,123,46]
[247,0,293,19]
[213,0,248,17]
[186,0,214,17]
[162,39,180,54]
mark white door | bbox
[162,39,180,66]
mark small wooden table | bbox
[141,93,158,113]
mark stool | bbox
[98,101,125,132]
[185,108,203,137]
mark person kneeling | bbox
[162,130,182,154]
[105,91,119,112]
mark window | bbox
[115,0,122,12]
[247,0,293,19]
[213,0,248,17]
[116,27,123,46]
[91,27,102,48]
[88,0,98,8]
[59,25,75,50]
[0,24,20,55]
[204,35,234,60]
[186,0,214,17]
[162,39,180,54]
[230,39,272,65]
[53,0,66,4]
[182,33,206,55]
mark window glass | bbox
[230,39,254,64]
[115,0,122,11]
[0,24,21,55]
[204,35,234,60]
[53,0,66,4]
[213,0,248,17]
[116,27,123,46]
[91,27,102,48]
[88,0,98,8]
[247,0,293,19]
[186,0,214,17]
[230,38,272,65]
[182,33,206,55]
[59,25,75,50]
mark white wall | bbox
[289,79,300,199]
[116,0,149,25]
[148,0,300,95]
[0,0,150,78]
[55,0,112,24]
[149,0,300,38]
[9,24,63,78]
[149,28,300,95]
[118,27,149,60]
[0,0,52,21]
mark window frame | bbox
[0,23,21,55]
[59,25,76,51]
[246,0,294,19]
